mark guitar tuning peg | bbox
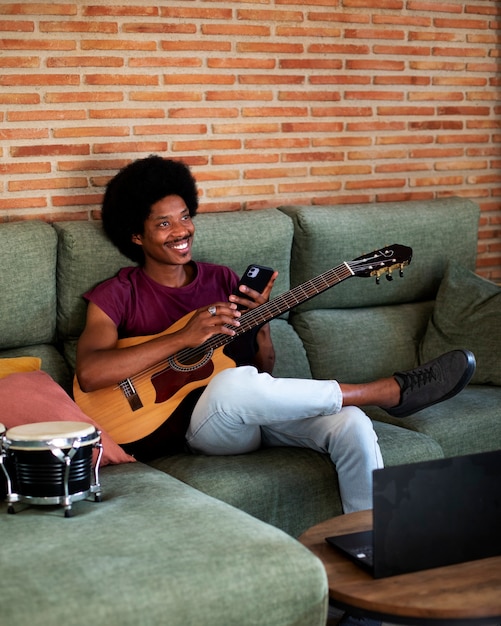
[386,272,393,282]
[375,275,380,285]
[399,268,404,278]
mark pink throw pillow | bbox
[0,370,135,466]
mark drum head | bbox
[5,421,99,450]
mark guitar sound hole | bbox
[168,348,213,373]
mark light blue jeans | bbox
[186,366,384,513]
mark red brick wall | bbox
[1,1,500,279]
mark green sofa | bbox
[1,197,500,625]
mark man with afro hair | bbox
[76,157,474,625]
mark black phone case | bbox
[233,264,274,308]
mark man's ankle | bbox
[340,378,400,409]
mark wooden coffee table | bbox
[299,510,501,625]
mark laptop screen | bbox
[372,450,501,578]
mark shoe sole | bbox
[439,349,476,403]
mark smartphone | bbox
[233,264,275,309]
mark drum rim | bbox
[3,421,100,450]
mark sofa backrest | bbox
[54,221,133,342]
[0,221,57,350]
[279,197,481,383]
[2,198,481,386]
[279,197,480,312]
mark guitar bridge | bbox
[119,378,143,412]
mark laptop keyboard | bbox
[352,545,374,562]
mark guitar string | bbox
[120,262,354,389]
[163,254,394,364]
[118,251,407,390]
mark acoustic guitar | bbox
[74,244,412,444]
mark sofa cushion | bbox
[0,221,57,349]
[55,221,133,342]
[0,344,72,392]
[0,462,328,626]
[151,447,342,537]
[368,385,501,458]
[373,420,444,465]
[269,318,312,379]
[0,370,134,466]
[420,263,501,385]
[279,198,480,311]
[192,209,293,300]
[292,301,433,383]
[150,419,444,539]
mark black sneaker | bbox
[387,349,476,418]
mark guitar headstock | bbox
[348,244,412,282]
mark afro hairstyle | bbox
[102,155,199,263]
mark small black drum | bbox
[0,421,103,517]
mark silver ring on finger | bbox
[208,305,217,317]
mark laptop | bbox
[326,449,501,578]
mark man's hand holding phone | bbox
[230,264,277,311]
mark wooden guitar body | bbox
[73,313,236,444]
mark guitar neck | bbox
[208,261,353,350]
[135,243,411,376]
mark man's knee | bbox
[337,407,378,442]
[208,365,259,396]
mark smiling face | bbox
[131,194,196,282]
